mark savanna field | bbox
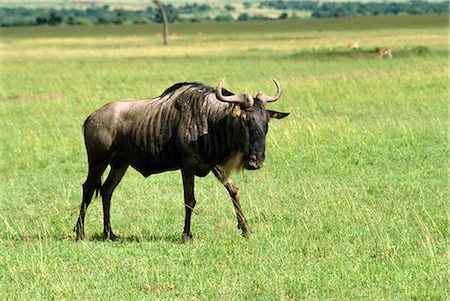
[0,14,448,299]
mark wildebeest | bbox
[74,79,289,241]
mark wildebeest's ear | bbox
[268,110,290,119]
[231,105,248,122]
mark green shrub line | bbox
[0,1,448,27]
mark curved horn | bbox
[215,78,254,107]
[256,79,282,104]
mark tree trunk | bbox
[153,0,168,46]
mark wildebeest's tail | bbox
[82,114,103,198]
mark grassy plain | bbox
[0,14,448,300]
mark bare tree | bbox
[153,0,168,46]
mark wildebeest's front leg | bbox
[181,167,196,241]
[213,166,251,237]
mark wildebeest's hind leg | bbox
[212,167,251,237]
[74,162,108,240]
[101,163,128,241]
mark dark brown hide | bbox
[74,82,289,241]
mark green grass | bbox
[0,15,448,300]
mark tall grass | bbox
[0,15,447,300]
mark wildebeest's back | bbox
[117,85,193,175]
[84,83,234,177]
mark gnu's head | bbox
[215,79,290,170]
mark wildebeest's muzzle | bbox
[245,154,265,170]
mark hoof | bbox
[181,233,193,243]
[74,226,84,241]
[238,222,251,238]
[242,230,251,238]
[103,232,119,241]
[74,232,84,241]
[240,226,252,238]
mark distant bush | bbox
[259,1,318,11]
[214,14,234,22]
[237,13,251,21]
[251,14,271,21]
[36,10,63,25]
[278,12,289,20]
[224,4,235,12]
[179,3,211,14]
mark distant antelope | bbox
[377,47,392,59]
[347,41,359,49]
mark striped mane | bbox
[155,82,238,143]
[158,82,235,99]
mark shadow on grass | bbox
[89,232,185,243]
[1,232,186,244]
